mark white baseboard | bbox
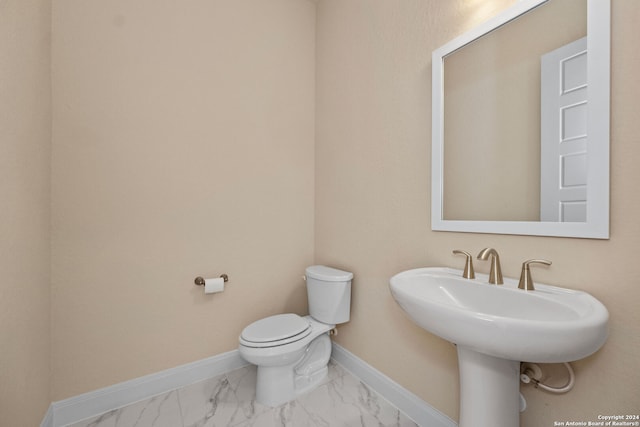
[41,344,456,427]
[40,405,54,427]
[43,350,248,427]
[331,342,457,427]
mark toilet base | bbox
[256,364,298,407]
[255,333,332,407]
[295,365,328,396]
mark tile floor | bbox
[67,361,419,427]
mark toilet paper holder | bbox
[194,274,229,286]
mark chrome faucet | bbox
[477,248,503,284]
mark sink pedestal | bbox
[457,346,521,427]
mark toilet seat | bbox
[240,314,311,348]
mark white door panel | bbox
[540,36,588,222]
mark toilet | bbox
[238,265,353,407]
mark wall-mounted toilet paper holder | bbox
[194,274,229,286]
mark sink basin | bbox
[390,267,609,363]
[390,267,608,427]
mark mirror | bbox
[431,0,610,238]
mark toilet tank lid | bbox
[306,265,353,281]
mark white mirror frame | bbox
[431,0,610,239]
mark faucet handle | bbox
[518,259,552,291]
[453,250,475,279]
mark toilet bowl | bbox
[238,265,352,407]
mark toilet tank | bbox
[305,265,353,324]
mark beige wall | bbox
[0,0,52,425]
[316,0,640,425]
[3,0,639,425]
[51,0,316,399]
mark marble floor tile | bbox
[65,360,417,427]
[325,359,348,381]
[67,390,183,427]
[178,366,270,427]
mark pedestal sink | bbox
[390,267,608,427]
